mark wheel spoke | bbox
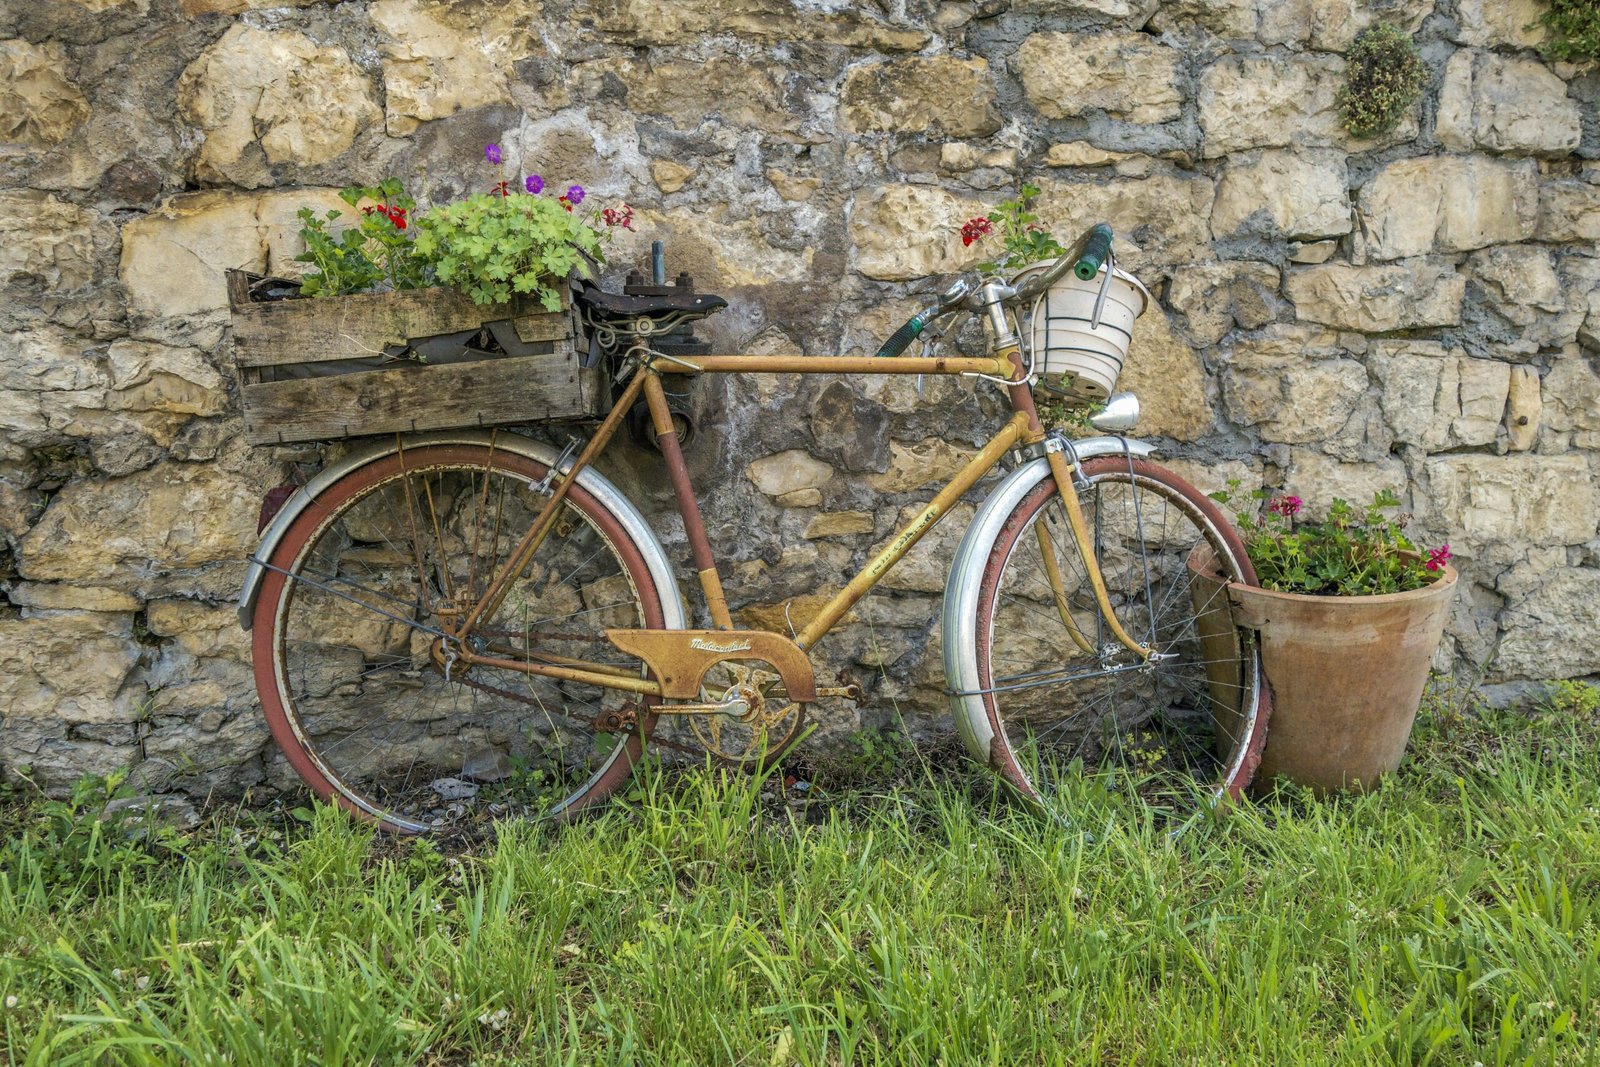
[969,458,1268,816]
[257,446,664,833]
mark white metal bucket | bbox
[1014,262,1152,401]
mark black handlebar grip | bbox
[1073,223,1114,281]
[875,314,925,358]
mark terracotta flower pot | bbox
[1188,545,1457,794]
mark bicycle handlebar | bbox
[1073,223,1114,280]
[871,223,1115,357]
[874,312,930,359]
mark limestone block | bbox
[869,439,978,495]
[1283,450,1408,522]
[610,206,813,288]
[766,169,819,201]
[1453,0,1546,48]
[1537,180,1600,244]
[809,380,889,472]
[1423,453,1598,546]
[1198,54,1343,157]
[1148,0,1257,39]
[7,584,143,612]
[1211,150,1351,240]
[2,481,49,544]
[1156,457,1259,502]
[592,0,929,51]
[652,160,694,194]
[804,511,876,539]
[1286,259,1465,331]
[1221,326,1368,445]
[940,144,1019,173]
[146,599,252,668]
[747,450,834,498]
[841,56,1000,139]
[1042,143,1137,168]
[1465,246,1576,352]
[370,0,538,136]
[1542,350,1600,449]
[1289,240,1338,264]
[180,0,325,12]
[0,611,141,724]
[1034,174,1216,269]
[0,39,90,146]
[578,54,798,132]
[1017,32,1184,125]
[1167,262,1283,346]
[1117,306,1213,441]
[1494,565,1600,680]
[105,340,227,418]
[0,191,101,291]
[0,720,138,797]
[1505,365,1540,451]
[850,184,986,282]
[119,189,346,318]
[1435,52,1581,158]
[16,461,263,585]
[178,25,380,186]
[1358,156,1539,260]
[0,328,110,449]
[1014,0,1162,17]
[1368,341,1510,450]
[1259,0,1433,51]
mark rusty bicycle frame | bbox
[427,329,1154,719]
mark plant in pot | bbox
[1188,487,1458,794]
[227,147,637,445]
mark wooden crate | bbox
[226,270,604,445]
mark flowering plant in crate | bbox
[294,144,636,311]
[1210,483,1451,596]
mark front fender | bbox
[941,435,1157,765]
[236,431,686,632]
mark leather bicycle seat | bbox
[573,278,728,321]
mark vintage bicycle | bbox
[238,224,1271,833]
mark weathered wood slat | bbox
[229,274,572,369]
[241,350,601,445]
[225,269,604,441]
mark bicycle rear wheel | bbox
[251,444,667,833]
[963,456,1269,816]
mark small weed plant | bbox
[1337,23,1427,139]
[1536,0,1600,60]
[1212,483,1451,595]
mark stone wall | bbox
[1,0,1596,798]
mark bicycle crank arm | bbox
[655,696,752,718]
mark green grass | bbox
[2,691,1598,1065]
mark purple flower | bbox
[484,144,502,165]
[525,174,544,195]
[1268,495,1303,518]
[565,184,585,206]
[1425,544,1452,572]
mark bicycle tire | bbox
[251,444,668,833]
[963,456,1269,815]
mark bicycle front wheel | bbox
[251,444,668,833]
[962,456,1269,815]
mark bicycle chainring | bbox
[690,663,805,765]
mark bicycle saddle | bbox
[573,276,728,321]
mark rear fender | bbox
[237,431,686,632]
